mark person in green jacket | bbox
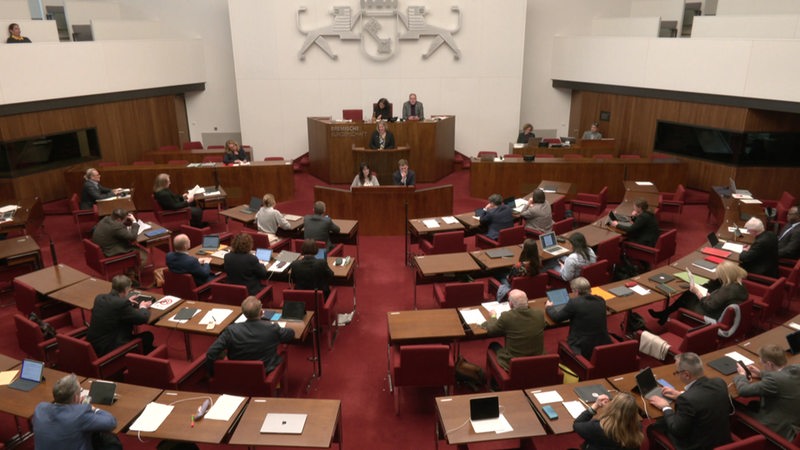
[482,289,545,370]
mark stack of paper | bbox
[205,394,245,421]
[532,390,563,404]
[199,309,233,325]
[128,402,174,432]
[458,308,486,325]
[422,219,440,228]
[481,301,511,318]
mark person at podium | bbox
[372,97,391,121]
[351,162,379,189]
[582,122,603,140]
[369,121,395,150]
[402,93,424,121]
[223,139,248,164]
[516,123,536,144]
[392,159,416,186]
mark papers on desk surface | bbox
[675,271,710,287]
[740,198,762,204]
[0,205,19,213]
[725,351,754,366]
[471,413,513,434]
[234,313,247,324]
[205,394,245,421]
[727,226,749,235]
[150,295,180,311]
[422,219,440,228]
[635,181,654,186]
[512,198,528,213]
[563,401,587,419]
[136,220,152,235]
[788,322,800,331]
[168,308,201,323]
[482,301,511,318]
[722,242,744,253]
[630,284,651,296]
[284,214,301,221]
[199,308,233,325]
[591,287,614,300]
[458,308,486,326]
[128,402,174,432]
[441,216,458,224]
[0,370,19,385]
[531,390,563,404]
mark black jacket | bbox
[739,231,779,278]
[547,294,612,359]
[87,292,150,356]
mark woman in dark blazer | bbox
[289,239,334,297]
[573,393,643,450]
[223,139,248,164]
[223,233,268,295]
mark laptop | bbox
[608,211,630,223]
[634,367,668,401]
[88,380,117,405]
[708,356,738,375]
[275,250,301,263]
[574,384,611,403]
[545,288,570,314]
[648,273,676,284]
[314,247,326,260]
[260,413,307,434]
[0,208,16,222]
[201,235,221,252]
[787,330,800,355]
[469,396,501,433]
[486,248,514,259]
[9,359,45,392]
[256,248,272,263]
[540,232,569,256]
[241,196,262,214]
[281,300,306,321]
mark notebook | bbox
[787,330,800,355]
[260,413,307,434]
[708,356,738,375]
[88,380,117,405]
[275,250,301,263]
[144,228,168,238]
[654,282,677,297]
[241,196,262,214]
[546,288,570,314]
[174,307,199,321]
[201,235,221,251]
[281,300,306,321]
[540,232,569,256]
[706,232,724,249]
[608,286,634,297]
[648,273,676,284]
[574,384,611,403]
[692,259,718,272]
[9,359,45,392]
[256,248,272,263]
[469,396,501,433]
[634,367,667,401]
[486,248,514,259]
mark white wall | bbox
[692,14,800,38]
[90,19,165,40]
[716,0,800,15]
[0,0,31,18]
[630,0,685,33]
[591,17,661,36]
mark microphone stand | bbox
[404,200,409,266]
[306,288,323,392]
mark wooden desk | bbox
[469,245,522,271]
[261,310,316,343]
[607,365,683,419]
[0,235,42,270]
[671,251,719,280]
[15,264,91,295]
[525,379,616,434]
[81,378,162,433]
[567,222,621,248]
[623,180,659,194]
[0,354,20,371]
[153,300,242,360]
[413,252,481,308]
[96,196,136,217]
[0,368,84,419]
[708,186,767,231]
[738,325,795,357]
[229,397,342,448]
[616,181,660,216]
[144,148,253,164]
[537,180,574,196]
[408,216,465,237]
[387,309,466,345]
[352,145,411,186]
[785,315,800,329]
[434,390,545,448]
[136,221,172,252]
[0,197,41,235]
[603,279,667,314]
[126,390,246,444]
[193,186,227,211]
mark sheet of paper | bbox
[591,287,614,300]
[789,322,800,331]
[150,295,180,311]
[721,242,744,253]
[630,285,651,296]
[635,181,654,186]
[727,227,749,235]
[128,402,174,432]
[532,390,563,404]
[0,370,19,385]
[481,301,511,318]
[422,219,440,228]
[199,308,233,325]
[563,400,586,419]
[204,394,245,421]
[441,216,458,224]
[458,308,486,325]
[211,249,228,259]
[542,189,556,193]
[234,314,247,324]
[471,413,513,434]
[725,351,754,366]
[740,198,762,204]
[136,220,152,235]
[0,205,18,213]
[284,214,301,221]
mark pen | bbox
[191,415,195,427]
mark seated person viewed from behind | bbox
[372,97,391,121]
[351,162,380,189]
[392,159,416,186]
[80,168,121,209]
[546,277,611,359]
[733,344,800,441]
[206,296,295,375]
[255,193,292,234]
[223,232,268,296]
[32,373,118,450]
[402,92,424,120]
[166,233,214,286]
[153,173,205,228]
[610,199,659,247]
[478,194,515,240]
[223,139,249,164]
[778,206,800,259]
[496,238,542,302]
[647,352,733,449]
[553,232,596,282]
[648,260,748,325]
[7,23,31,43]
[519,188,553,234]
[582,122,602,140]
[290,238,334,298]
[369,121,395,150]
[516,123,536,144]
[87,275,154,356]
[481,289,545,371]
[303,201,340,251]
[92,208,148,267]
[739,217,779,278]
[573,393,643,450]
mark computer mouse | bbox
[677,282,690,289]
[197,250,207,255]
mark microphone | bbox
[195,399,211,419]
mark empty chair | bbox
[55,333,142,379]
[14,311,86,365]
[476,224,525,249]
[391,344,454,414]
[209,279,274,308]
[486,352,561,391]
[167,159,189,165]
[570,186,608,223]
[240,228,290,253]
[342,109,363,121]
[595,234,623,271]
[209,356,288,397]
[182,141,203,150]
[178,224,232,247]
[558,339,638,380]
[418,230,466,255]
[656,321,719,359]
[132,160,154,165]
[82,238,139,281]
[282,289,338,348]
[658,184,686,222]
[623,228,677,269]
[548,259,610,290]
[69,193,98,237]
[489,273,548,300]
[163,270,220,301]
[551,197,567,222]
[744,275,787,330]
[124,346,206,390]
[13,279,72,318]
[552,217,574,235]
[434,281,485,309]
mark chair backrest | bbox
[125,352,175,389]
[203,155,224,163]
[430,230,466,254]
[242,229,277,250]
[179,224,212,248]
[551,197,567,221]
[55,334,98,377]
[394,344,453,387]
[13,278,39,317]
[581,259,611,286]
[26,197,45,236]
[745,276,786,320]
[597,186,608,208]
[210,359,270,396]
[342,109,363,121]
[716,435,767,450]
[14,313,46,359]
[82,238,105,275]
[596,235,623,268]
[132,160,154,165]
[477,151,498,158]
[498,225,525,246]
[552,217,574,235]
[210,282,250,307]
[510,273,549,299]
[507,354,561,389]
[69,193,81,213]
[163,271,199,300]
[282,289,323,312]
[655,229,677,263]
[183,141,203,150]
[292,238,325,252]
[589,340,639,378]
[594,154,614,159]
[680,323,719,354]
[442,282,484,309]
[674,184,686,202]
[717,299,753,340]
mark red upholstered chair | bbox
[167,159,189,165]
[240,228,290,253]
[98,161,119,167]
[504,153,523,159]
[342,109,363,121]
[124,345,206,390]
[595,234,623,270]
[433,281,485,309]
[730,411,797,450]
[418,230,466,255]
[82,239,139,281]
[553,217,574,235]
[558,339,638,380]
[570,187,608,223]
[159,145,179,151]
[476,224,525,249]
[779,258,800,304]
[623,228,677,269]
[486,352,561,391]
[477,151,498,159]
[658,184,686,222]
[290,238,343,257]
[548,259,610,290]
[182,141,203,150]
[551,196,567,221]
[13,278,72,318]
[209,355,288,397]
[132,160,154,165]
[25,197,45,237]
[151,194,190,231]
[676,299,754,347]
[69,193,97,237]
[209,279,274,308]
[619,154,641,159]
[563,153,582,159]
[657,320,720,358]
[391,344,455,414]
[744,275,787,330]
[762,191,795,227]
[207,145,224,150]
[14,311,86,366]
[55,334,141,379]
[179,224,232,247]
[594,153,614,159]
[203,155,224,163]
[263,156,284,161]
[282,289,338,348]
[489,273,548,300]
[163,270,221,301]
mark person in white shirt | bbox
[255,193,291,234]
[351,162,380,189]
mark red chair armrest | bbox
[475,234,499,248]
[575,193,600,202]
[148,344,169,359]
[623,241,657,254]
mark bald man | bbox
[165,234,214,286]
[481,289,545,371]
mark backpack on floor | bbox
[455,355,485,391]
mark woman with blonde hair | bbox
[223,139,248,164]
[573,393,643,450]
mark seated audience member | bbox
[647,352,733,449]
[223,139,248,164]
[734,344,800,441]
[739,217,779,278]
[481,289,545,371]
[392,159,416,186]
[351,162,379,189]
[519,189,553,234]
[303,201,340,251]
[166,234,214,286]
[582,122,602,140]
[289,238,334,297]
[369,121,395,150]
[648,260,747,325]
[516,123,536,144]
[32,373,118,450]
[478,194,515,240]
[778,206,800,259]
[610,199,659,247]
[573,393,643,450]
[402,93,424,120]
[496,238,542,302]
[372,97,391,121]
[224,232,268,296]
[7,23,31,43]
[87,275,154,356]
[153,173,205,228]
[554,232,597,282]
[255,193,292,234]
[206,296,295,375]
[546,277,611,359]
[80,168,121,209]
[92,208,148,268]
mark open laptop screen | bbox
[635,367,659,395]
[19,359,44,382]
[469,396,499,421]
[202,235,220,250]
[540,232,557,249]
[545,288,570,306]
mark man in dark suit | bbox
[86,275,154,356]
[303,201,340,251]
[610,199,659,247]
[92,208,147,267]
[739,217,779,277]
[648,352,733,450]
[734,344,800,441]
[778,206,800,259]
[80,168,120,209]
[206,296,295,374]
[289,238,334,297]
[481,289,545,371]
[546,277,612,359]
[478,194,515,240]
[166,234,214,286]
[392,159,416,186]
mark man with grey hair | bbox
[87,274,153,356]
[166,233,214,286]
[546,277,611,359]
[480,289,544,371]
[32,373,118,450]
[80,167,121,209]
[478,193,515,240]
[648,352,732,449]
[778,206,800,259]
[303,200,340,251]
[739,217,779,277]
[519,188,553,234]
